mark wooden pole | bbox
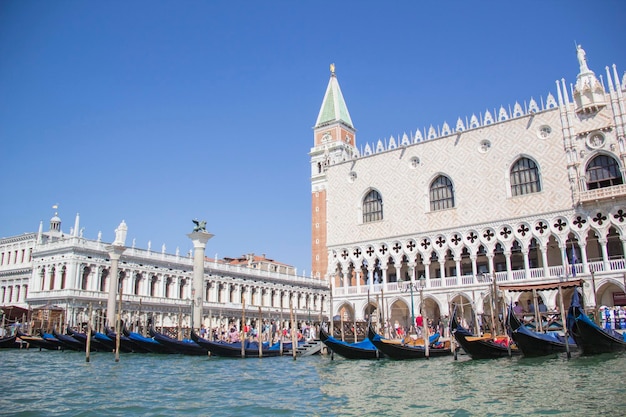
[340,308,345,342]
[503,292,512,357]
[421,286,429,359]
[472,290,480,333]
[353,303,357,343]
[490,277,497,339]
[115,280,122,363]
[258,306,262,358]
[85,303,92,362]
[448,294,457,361]
[329,282,334,339]
[558,284,571,359]
[532,289,541,332]
[591,271,599,325]
[290,298,296,360]
[241,293,246,359]
[380,285,391,339]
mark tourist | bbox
[526,299,535,313]
[538,299,548,313]
[513,301,524,316]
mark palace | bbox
[311,47,626,329]
[0,211,328,331]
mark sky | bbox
[1,1,625,274]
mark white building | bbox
[0,211,329,331]
[311,47,626,329]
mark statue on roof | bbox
[113,220,127,247]
[192,219,207,233]
[577,44,589,73]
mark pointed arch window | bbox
[363,189,383,223]
[586,155,623,190]
[430,175,454,211]
[511,157,541,196]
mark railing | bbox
[331,259,626,297]
[33,237,326,288]
[578,184,626,203]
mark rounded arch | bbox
[388,298,410,333]
[507,154,542,197]
[428,174,455,211]
[361,188,383,223]
[584,152,624,190]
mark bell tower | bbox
[310,64,356,279]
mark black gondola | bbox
[319,326,381,359]
[450,307,520,359]
[105,328,148,353]
[122,327,176,354]
[148,327,208,356]
[52,329,84,351]
[367,324,451,360]
[0,333,22,349]
[569,290,626,355]
[507,304,577,357]
[16,329,61,350]
[40,332,65,350]
[66,327,108,351]
[190,330,282,358]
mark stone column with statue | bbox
[187,219,214,333]
[105,220,127,328]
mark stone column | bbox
[105,245,126,328]
[187,229,214,332]
[105,220,128,328]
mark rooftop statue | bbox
[113,220,127,246]
[192,219,207,233]
[577,44,589,73]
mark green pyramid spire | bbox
[315,64,354,129]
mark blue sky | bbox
[1,1,625,274]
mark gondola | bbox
[450,307,520,359]
[66,327,108,351]
[319,326,381,359]
[367,324,451,360]
[52,328,85,351]
[105,327,149,353]
[0,333,22,348]
[148,327,208,356]
[16,329,61,350]
[190,330,283,358]
[568,290,626,355]
[507,304,576,357]
[122,327,176,354]
[40,332,65,350]
[93,331,134,353]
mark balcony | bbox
[577,184,626,203]
[331,258,623,297]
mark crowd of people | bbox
[197,320,317,344]
[599,306,626,330]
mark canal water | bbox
[1,349,625,416]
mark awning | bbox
[1,305,29,321]
[499,279,584,292]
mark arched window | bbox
[586,155,624,190]
[363,189,383,223]
[100,269,109,292]
[150,276,158,297]
[511,157,541,196]
[430,175,454,211]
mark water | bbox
[1,349,625,416]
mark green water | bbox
[0,349,624,416]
